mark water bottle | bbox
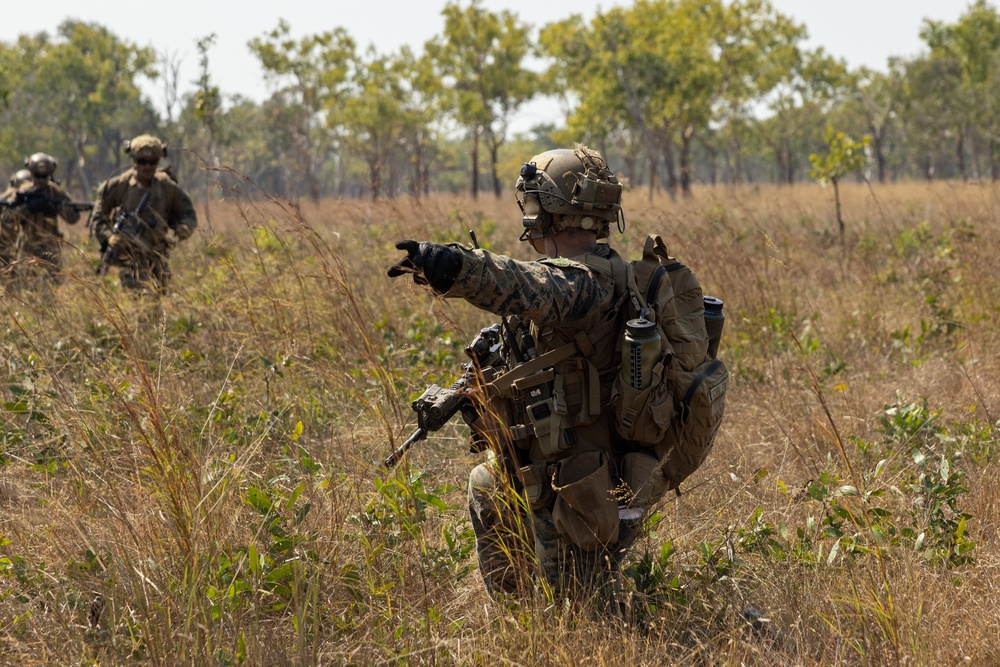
[622,317,661,390]
[703,296,725,359]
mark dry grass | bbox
[1,180,999,665]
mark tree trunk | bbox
[679,128,694,197]
[833,176,844,244]
[647,153,658,203]
[412,139,423,198]
[991,139,999,183]
[488,134,502,198]
[470,126,480,199]
[870,127,886,184]
[956,131,966,181]
[661,140,678,201]
[368,158,381,201]
[731,136,743,186]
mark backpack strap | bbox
[645,265,667,309]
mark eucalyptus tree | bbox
[2,21,158,195]
[425,0,539,198]
[249,21,356,202]
[340,47,408,200]
[897,53,964,180]
[840,65,904,183]
[542,0,807,197]
[393,46,448,198]
[921,0,1000,180]
[754,47,851,184]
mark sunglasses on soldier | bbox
[136,158,159,166]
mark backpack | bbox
[609,234,729,489]
[481,234,727,490]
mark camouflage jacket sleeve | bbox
[160,177,197,231]
[443,247,614,328]
[91,178,123,244]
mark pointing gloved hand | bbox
[106,234,122,249]
[387,239,461,293]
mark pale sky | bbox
[1,0,973,132]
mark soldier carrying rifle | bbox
[388,145,729,613]
[0,153,90,286]
[92,134,197,293]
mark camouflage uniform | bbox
[0,178,80,283]
[390,147,640,608]
[93,156,196,292]
[448,243,644,603]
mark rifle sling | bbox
[486,309,621,400]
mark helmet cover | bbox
[515,145,622,241]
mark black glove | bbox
[387,239,461,293]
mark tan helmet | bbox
[9,168,32,187]
[124,134,166,161]
[25,153,58,178]
[515,145,623,242]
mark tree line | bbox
[1,0,998,203]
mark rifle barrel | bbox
[384,427,428,469]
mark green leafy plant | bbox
[809,127,871,242]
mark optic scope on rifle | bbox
[384,323,505,469]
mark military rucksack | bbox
[480,234,727,494]
[609,234,728,489]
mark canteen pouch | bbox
[657,358,729,486]
[610,360,675,446]
[550,452,619,551]
[620,451,666,509]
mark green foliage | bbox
[0,21,157,194]
[809,126,870,186]
[777,396,977,569]
[351,472,474,580]
[426,0,539,196]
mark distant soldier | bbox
[0,154,81,284]
[0,170,30,269]
[92,134,197,292]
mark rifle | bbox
[0,189,94,214]
[97,189,153,276]
[384,323,504,469]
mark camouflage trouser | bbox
[115,250,171,293]
[0,220,64,284]
[0,215,17,268]
[469,457,644,607]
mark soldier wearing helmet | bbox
[0,153,82,285]
[389,146,648,608]
[91,134,197,292]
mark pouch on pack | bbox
[611,234,729,489]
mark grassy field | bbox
[1,180,999,665]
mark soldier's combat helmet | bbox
[515,145,623,242]
[25,153,58,179]
[9,168,31,187]
[124,134,167,161]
